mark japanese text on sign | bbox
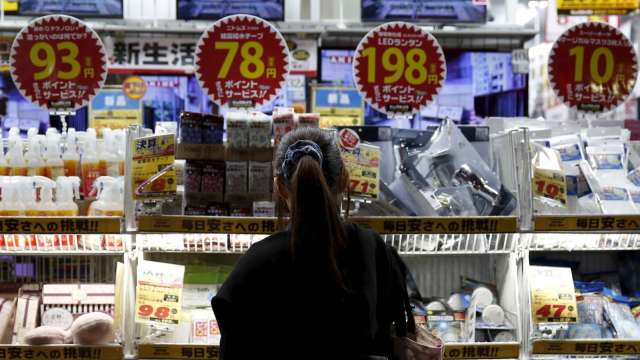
[0,346,122,360]
[10,15,107,111]
[135,260,184,326]
[0,217,120,234]
[196,15,289,109]
[137,344,219,359]
[529,266,578,324]
[533,340,640,355]
[137,216,277,234]
[444,344,519,359]
[535,215,640,231]
[132,134,177,199]
[557,0,639,15]
[351,217,518,234]
[354,22,446,116]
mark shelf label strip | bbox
[0,345,123,360]
[0,217,121,234]
[534,215,640,231]
[138,344,219,359]
[533,340,640,355]
[444,344,519,359]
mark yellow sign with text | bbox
[135,261,184,326]
[138,344,219,359]
[535,215,640,231]
[0,345,123,360]
[557,0,639,14]
[342,143,380,199]
[0,217,120,234]
[444,344,520,359]
[132,134,177,199]
[533,340,640,355]
[138,216,278,234]
[533,168,567,205]
[351,216,518,234]
[529,266,578,324]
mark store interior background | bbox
[0,0,607,134]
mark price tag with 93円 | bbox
[10,15,107,112]
[196,15,289,109]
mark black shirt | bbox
[211,223,406,359]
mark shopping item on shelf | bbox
[23,326,69,345]
[68,312,114,345]
[0,298,15,344]
[42,284,115,317]
[12,293,40,344]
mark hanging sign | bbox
[353,22,446,117]
[529,266,578,324]
[135,260,185,326]
[548,22,638,113]
[195,15,289,109]
[131,134,177,199]
[9,15,107,112]
[89,88,143,133]
[338,128,381,199]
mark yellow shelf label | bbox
[444,343,519,359]
[0,217,121,234]
[0,345,123,360]
[138,344,219,359]
[138,216,278,234]
[352,216,518,234]
[533,340,640,355]
[535,215,640,231]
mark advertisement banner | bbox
[89,87,142,133]
[136,260,184,326]
[312,86,364,128]
[557,0,638,15]
[131,134,177,199]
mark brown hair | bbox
[275,128,347,288]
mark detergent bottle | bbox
[0,147,10,176]
[0,177,25,216]
[81,132,100,197]
[55,176,80,216]
[25,136,46,176]
[44,135,65,179]
[30,176,57,216]
[63,129,80,177]
[7,135,27,176]
[103,129,121,177]
[88,177,124,217]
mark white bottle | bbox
[55,176,80,216]
[0,177,23,216]
[45,136,65,179]
[7,137,27,176]
[31,176,57,216]
[63,130,81,177]
[88,177,124,217]
[23,177,39,216]
[25,137,46,177]
[81,133,100,197]
[103,129,120,177]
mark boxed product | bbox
[226,112,249,149]
[179,112,203,144]
[253,201,275,217]
[184,161,202,194]
[201,162,225,194]
[273,107,295,144]
[12,295,40,344]
[249,112,273,148]
[248,162,272,194]
[0,298,15,344]
[297,113,320,128]
[202,114,224,144]
[226,162,248,194]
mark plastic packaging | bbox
[63,130,81,177]
[25,136,47,177]
[248,112,272,148]
[226,112,249,149]
[30,176,57,216]
[272,107,295,144]
[7,136,27,176]
[44,136,65,179]
[604,302,640,338]
[81,132,101,197]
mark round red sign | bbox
[549,22,638,113]
[339,128,360,151]
[353,22,446,117]
[195,15,289,109]
[10,15,107,112]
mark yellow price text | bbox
[569,46,614,84]
[362,47,429,85]
[215,41,268,80]
[30,41,84,81]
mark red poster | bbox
[196,15,289,109]
[353,22,446,117]
[10,15,107,112]
[549,22,638,113]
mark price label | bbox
[196,15,289,109]
[529,266,578,324]
[549,22,638,113]
[533,169,568,205]
[131,134,177,199]
[353,22,446,116]
[10,15,107,112]
[338,129,380,199]
[135,260,184,325]
[123,75,147,100]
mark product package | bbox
[248,112,273,148]
[184,162,202,194]
[225,162,248,194]
[12,294,40,344]
[253,201,275,217]
[604,302,640,338]
[0,298,15,344]
[248,162,272,194]
[200,162,225,194]
[273,107,295,144]
[179,112,203,145]
[297,113,320,128]
[532,144,567,208]
[42,284,115,317]
[226,112,249,149]
[202,114,224,145]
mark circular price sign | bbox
[10,15,107,112]
[353,22,446,117]
[123,75,147,100]
[549,22,638,113]
[196,15,289,109]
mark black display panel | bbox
[362,0,487,23]
[18,0,123,18]
[177,0,284,21]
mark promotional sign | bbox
[108,37,197,70]
[136,260,184,326]
[338,128,381,199]
[557,0,638,15]
[195,15,289,109]
[529,266,578,324]
[353,22,446,117]
[548,22,638,113]
[123,76,147,100]
[131,134,177,199]
[10,15,107,112]
[89,88,143,133]
[312,86,364,128]
[287,38,318,76]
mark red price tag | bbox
[138,304,172,320]
[10,15,107,112]
[196,15,289,109]
[353,22,446,116]
[549,22,638,113]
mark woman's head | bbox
[274,128,348,288]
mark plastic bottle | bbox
[81,133,100,197]
[22,177,38,216]
[0,177,24,216]
[29,176,57,216]
[55,176,80,216]
[7,136,27,176]
[97,139,108,176]
[0,147,10,176]
[88,177,124,217]
[25,136,47,176]
[63,130,80,177]
[103,129,120,177]
[44,136,65,179]
[115,130,126,176]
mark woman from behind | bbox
[211,128,409,359]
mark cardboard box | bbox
[11,295,39,344]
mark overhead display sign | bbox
[548,22,638,113]
[89,87,143,133]
[10,15,108,112]
[195,15,289,109]
[557,0,638,15]
[353,22,446,117]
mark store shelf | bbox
[534,215,640,232]
[444,343,520,359]
[0,345,123,360]
[385,233,516,254]
[532,339,640,356]
[0,217,122,234]
[137,344,218,359]
[525,233,640,251]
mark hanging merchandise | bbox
[195,14,290,109]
